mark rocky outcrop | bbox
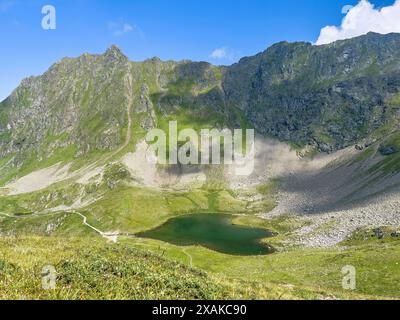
[223,32,400,151]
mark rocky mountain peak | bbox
[104,45,127,62]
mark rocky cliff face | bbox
[1,33,400,180]
[223,32,400,151]
[0,46,131,167]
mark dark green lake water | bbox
[137,214,275,256]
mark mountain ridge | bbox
[1,33,400,300]
[1,32,400,184]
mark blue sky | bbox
[0,0,396,101]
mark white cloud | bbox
[210,47,235,60]
[210,47,228,59]
[108,20,144,38]
[316,0,400,45]
[118,23,133,36]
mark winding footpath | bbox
[182,248,193,268]
[0,210,120,243]
[72,211,119,243]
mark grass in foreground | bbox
[0,237,231,300]
[0,182,398,300]
[0,215,399,300]
[0,236,347,300]
[121,226,400,300]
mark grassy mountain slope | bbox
[0,236,256,300]
[2,33,400,186]
[1,34,400,300]
[0,227,398,300]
